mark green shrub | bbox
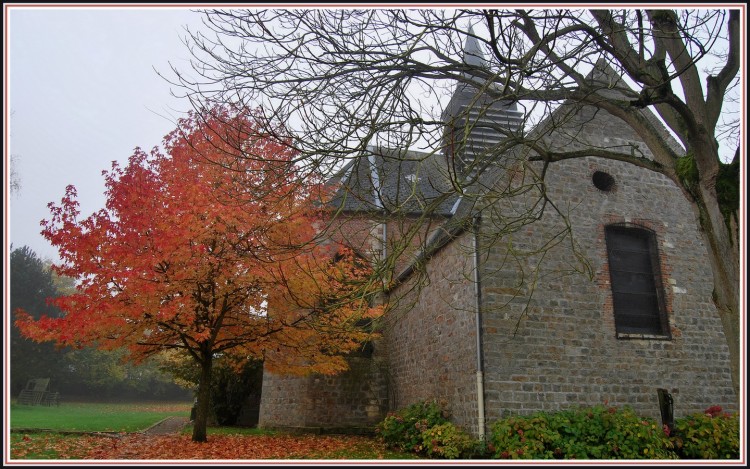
[593,406,675,459]
[489,405,676,459]
[421,422,476,459]
[672,406,740,459]
[208,360,263,426]
[488,413,558,459]
[375,400,449,453]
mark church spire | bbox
[440,26,524,179]
[462,26,488,70]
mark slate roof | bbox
[328,146,460,217]
[327,30,521,219]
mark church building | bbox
[255,32,738,437]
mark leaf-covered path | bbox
[141,416,190,436]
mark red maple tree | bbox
[15,106,382,442]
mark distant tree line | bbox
[10,245,191,401]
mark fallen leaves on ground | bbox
[11,433,113,460]
[87,434,392,460]
[12,433,403,461]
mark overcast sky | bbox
[7,6,207,263]
[5,5,743,266]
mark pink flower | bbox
[704,405,722,417]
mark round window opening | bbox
[592,171,615,192]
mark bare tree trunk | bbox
[697,186,740,398]
[192,355,213,443]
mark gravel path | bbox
[142,416,190,435]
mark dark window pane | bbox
[605,226,667,336]
[616,317,663,334]
[607,250,652,273]
[607,229,649,252]
[610,271,657,294]
[612,291,660,313]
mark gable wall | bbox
[478,108,737,428]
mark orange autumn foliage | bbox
[11,432,395,461]
[15,105,381,382]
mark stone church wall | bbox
[257,213,444,433]
[384,230,482,435]
[255,103,736,437]
[478,106,737,429]
[258,347,389,432]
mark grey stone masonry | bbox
[258,349,389,432]
[477,104,737,429]
[254,49,737,439]
[385,230,481,435]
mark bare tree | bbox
[168,8,741,395]
[10,154,22,196]
[10,110,22,196]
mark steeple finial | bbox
[463,26,487,69]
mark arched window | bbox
[604,225,670,338]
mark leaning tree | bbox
[168,8,741,395]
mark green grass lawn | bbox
[10,401,417,460]
[10,401,192,433]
